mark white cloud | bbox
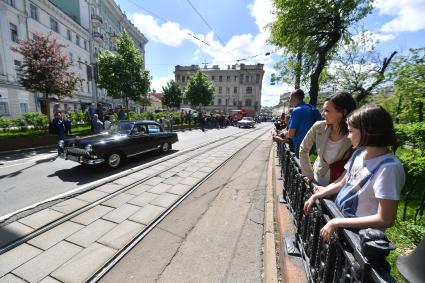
[131,14,191,46]
[374,0,425,32]
[151,75,175,92]
[248,0,275,32]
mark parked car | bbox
[237,117,255,128]
[60,120,178,168]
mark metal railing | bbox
[276,141,395,283]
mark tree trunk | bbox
[45,93,51,121]
[295,50,302,89]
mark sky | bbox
[114,0,425,107]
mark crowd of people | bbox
[273,89,405,242]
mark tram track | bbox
[0,125,272,282]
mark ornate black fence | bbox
[276,141,395,283]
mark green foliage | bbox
[268,0,373,105]
[162,80,183,110]
[22,112,49,128]
[185,71,215,107]
[395,123,425,178]
[0,117,13,129]
[67,110,89,125]
[389,48,425,123]
[97,32,151,111]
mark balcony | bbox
[91,14,103,27]
[92,31,104,42]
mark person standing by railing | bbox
[277,89,322,157]
[304,104,405,241]
[299,92,356,186]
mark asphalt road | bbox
[0,124,273,218]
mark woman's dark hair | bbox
[325,91,356,135]
[347,104,396,147]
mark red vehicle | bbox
[230,108,256,121]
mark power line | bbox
[185,0,227,47]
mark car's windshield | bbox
[242,117,253,121]
[109,122,134,135]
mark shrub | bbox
[67,109,89,125]
[22,112,48,128]
[0,117,13,129]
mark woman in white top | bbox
[299,92,357,186]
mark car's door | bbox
[126,123,153,155]
[146,123,166,149]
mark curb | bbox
[264,146,278,282]
[273,146,308,283]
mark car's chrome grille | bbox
[66,147,89,156]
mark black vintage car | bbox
[60,120,178,168]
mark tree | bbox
[269,0,373,106]
[390,48,425,123]
[162,80,183,110]
[326,31,396,103]
[185,71,215,108]
[97,32,150,114]
[11,33,80,119]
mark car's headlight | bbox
[85,144,93,152]
[58,140,64,148]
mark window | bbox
[238,100,242,107]
[76,35,80,46]
[3,0,14,7]
[226,87,230,94]
[233,99,237,106]
[68,52,73,62]
[218,98,222,105]
[176,74,180,81]
[246,86,253,94]
[14,60,21,78]
[239,74,243,83]
[245,75,249,82]
[0,102,9,116]
[219,76,222,82]
[147,124,161,133]
[182,75,185,82]
[30,3,38,21]
[245,99,252,106]
[67,29,71,40]
[84,40,87,50]
[218,86,222,94]
[256,74,260,83]
[211,76,215,81]
[50,18,59,33]
[234,86,237,94]
[20,103,28,113]
[227,76,230,82]
[10,23,18,42]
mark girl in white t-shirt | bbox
[303,104,405,241]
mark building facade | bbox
[174,63,264,115]
[0,0,147,118]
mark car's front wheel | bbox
[105,152,122,168]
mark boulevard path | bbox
[0,123,279,283]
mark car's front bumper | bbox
[61,148,105,165]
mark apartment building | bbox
[0,0,147,118]
[174,63,265,115]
